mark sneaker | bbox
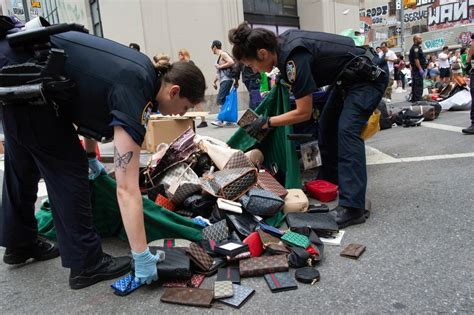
[210,120,224,127]
[196,121,208,128]
[330,206,366,229]
[69,253,131,290]
[385,98,391,103]
[3,237,60,265]
[223,122,238,128]
[462,125,474,134]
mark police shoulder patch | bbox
[414,48,419,53]
[141,101,153,128]
[286,60,296,83]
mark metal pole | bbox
[400,0,405,55]
[22,0,30,22]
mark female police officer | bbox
[0,27,206,289]
[229,23,387,229]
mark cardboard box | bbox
[144,118,195,152]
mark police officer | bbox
[0,21,206,289]
[409,35,426,102]
[228,23,388,228]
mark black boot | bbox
[3,237,60,265]
[197,121,208,128]
[331,206,366,229]
[69,253,131,290]
[461,125,474,135]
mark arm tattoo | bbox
[114,147,133,171]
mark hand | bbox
[88,157,106,180]
[214,64,220,70]
[132,247,165,285]
[243,116,270,138]
[212,82,218,90]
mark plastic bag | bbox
[217,88,238,122]
[360,110,381,140]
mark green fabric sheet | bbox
[36,175,203,242]
[227,82,301,189]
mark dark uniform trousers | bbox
[0,103,103,269]
[318,76,387,210]
[470,72,474,124]
[411,69,424,102]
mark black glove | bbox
[244,116,269,138]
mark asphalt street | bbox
[0,90,473,313]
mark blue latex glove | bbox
[419,68,424,78]
[88,157,107,180]
[132,247,165,285]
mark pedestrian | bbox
[153,53,170,68]
[460,47,468,76]
[239,64,261,110]
[129,42,140,51]
[210,40,236,127]
[0,27,206,289]
[397,55,407,91]
[228,23,388,228]
[379,42,397,102]
[178,48,208,128]
[438,46,451,84]
[462,35,474,134]
[409,35,427,102]
[427,55,440,82]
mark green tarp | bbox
[227,82,302,189]
[36,175,203,242]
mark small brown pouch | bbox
[160,288,214,308]
[340,244,366,259]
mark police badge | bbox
[141,101,153,128]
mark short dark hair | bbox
[228,22,278,61]
[471,34,474,40]
[211,40,222,49]
[129,43,140,51]
[380,42,388,47]
[157,61,206,104]
[442,46,449,50]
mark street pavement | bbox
[0,89,473,313]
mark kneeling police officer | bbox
[0,17,206,289]
[229,23,388,229]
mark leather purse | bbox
[214,240,249,257]
[157,163,201,205]
[162,274,206,288]
[259,222,284,237]
[295,267,320,284]
[182,193,216,217]
[257,170,287,198]
[155,194,176,211]
[283,189,309,213]
[340,243,366,259]
[201,167,258,201]
[305,180,338,202]
[217,265,240,283]
[290,226,324,262]
[257,229,289,255]
[288,247,311,268]
[218,284,255,309]
[242,232,264,257]
[217,198,243,214]
[186,243,214,272]
[239,254,289,277]
[149,247,192,280]
[238,109,270,142]
[160,288,214,308]
[281,230,311,249]
[202,219,229,242]
[225,212,258,240]
[239,188,284,217]
[264,272,298,293]
[214,281,234,299]
[224,151,255,170]
[286,212,339,236]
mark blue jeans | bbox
[217,80,234,106]
[318,77,387,209]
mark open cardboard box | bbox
[143,116,196,152]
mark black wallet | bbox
[286,212,339,236]
[149,247,192,280]
[217,265,241,284]
[225,212,258,239]
[264,272,298,293]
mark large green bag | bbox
[227,82,301,188]
[36,175,203,242]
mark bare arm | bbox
[113,126,146,253]
[217,52,235,69]
[268,94,313,127]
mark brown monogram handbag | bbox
[200,167,258,201]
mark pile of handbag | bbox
[117,128,342,307]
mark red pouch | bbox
[306,245,320,256]
[243,232,264,257]
[155,194,176,211]
[305,180,338,202]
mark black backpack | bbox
[395,109,424,127]
[377,100,393,130]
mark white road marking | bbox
[421,122,464,133]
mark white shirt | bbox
[379,49,397,73]
[438,52,450,68]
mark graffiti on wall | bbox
[427,0,474,30]
[359,5,389,25]
[457,31,473,45]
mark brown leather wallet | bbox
[340,243,366,259]
[160,288,214,308]
[239,254,289,277]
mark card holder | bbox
[111,274,144,296]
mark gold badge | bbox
[141,101,153,128]
[286,60,296,83]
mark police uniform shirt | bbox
[50,31,158,145]
[277,30,366,98]
[409,44,427,69]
